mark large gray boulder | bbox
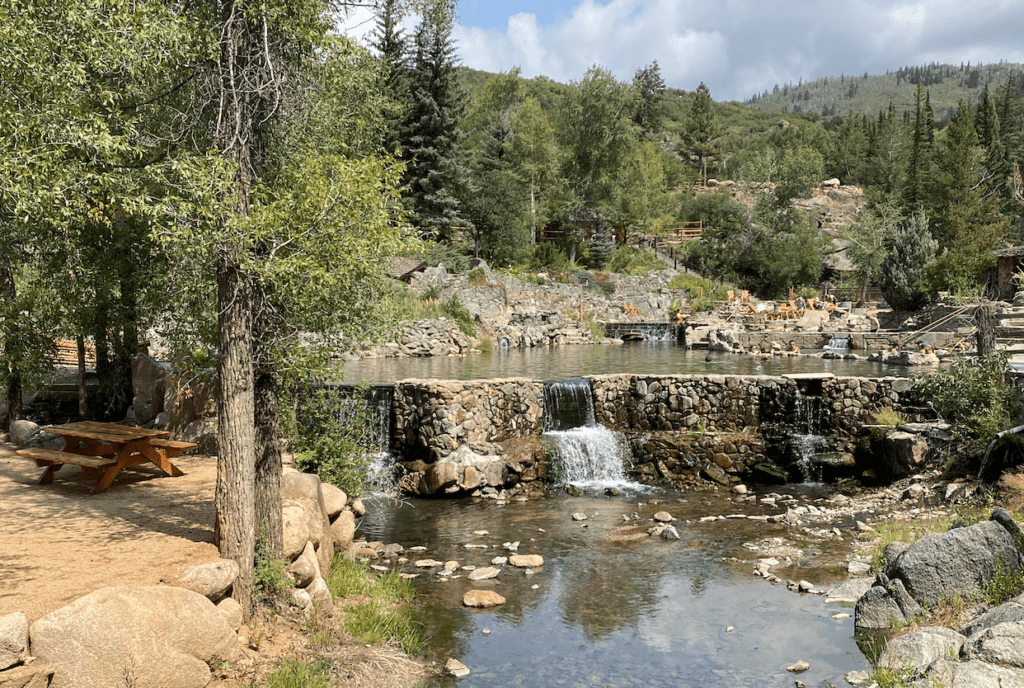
[131,353,168,426]
[885,512,1024,606]
[878,626,965,674]
[30,586,238,688]
[962,601,1024,638]
[855,582,911,630]
[880,429,930,480]
[0,612,28,670]
[966,620,1024,667]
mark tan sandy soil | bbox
[0,439,222,622]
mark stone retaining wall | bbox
[389,373,928,493]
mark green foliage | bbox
[982,558,1024,606]
[529,243,571,272]
[668,274,731,311]
[253,527,291,605]
[441,295,476,336]
[259,658,333,688]
[879,211,937,311]
[421,242,471,273]
[327,557,424,655]
[605,245,665,276]
[683,82,722,182]
[294,386,379,496]
[916,353,1019,451]
[583,317,606,340]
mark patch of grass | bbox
[253,527,291,605]
[476,335,494,353]
[870,409,906,429]
[605,245,665,276]
[583,317,605,339]
[327,557,423,654]
[466,268,488,286]
[259,658,333,688]
[667,274,731,311]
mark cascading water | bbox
[604,323,682,342]
[823,337,851,353]
[790,388,827,483]
[542,379,632,487]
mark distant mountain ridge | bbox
[744,61,1024,120]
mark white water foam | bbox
[545,425,637,489]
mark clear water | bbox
[358,492,869,687]
[341,341,896,384]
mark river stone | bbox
[786,660,810,673]
[320,483,347,518]
[929,659,1024,688]
[966,620,1024,667]
[330,511,356,551]
[351,499,366,517]
[878,626,965,674]
[881,430,930,479]
[703,463,730,486]
[825,578,874,604]
[416,559,444,568]
[855,586,906,630]
[215,598,243,633]
[445,658,470,678]
[653,511,673,522]
[660,525,681,540]
[571,513,587,521]
[962,602,1024,638]
[463,590,506,608]
[0,612,28,670]
[468,567,500,581]
[423,462,458,494]
[287,542,320,588]
[178,559,239,603]
[885,515,1024,606]
[30,586,237,688]
[509,555,544,568]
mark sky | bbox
[340,1,1024,102]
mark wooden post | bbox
[976,301,997,357]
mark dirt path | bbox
[0,440,222,622]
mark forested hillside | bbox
[744,61,1024,120]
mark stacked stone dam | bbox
[387,373,931,494]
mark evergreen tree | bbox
[902,85,933,210]
[402,0,467,242]
[683,82,722,183]
[633,61,666,135]
[371,0,410,156]
[879,211,937,310]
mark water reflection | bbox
[358,492,869,687]
[342,341,896,384]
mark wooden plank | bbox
[16,448,117,470]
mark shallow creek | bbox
[358,486,871,687]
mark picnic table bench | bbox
[15,421,197,494]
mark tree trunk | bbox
[530,176,537,244]
[1,247,20,431]
[976,301,997,357]
[77,335,89,419]
[214,247,256,617]
[252,293,282,558]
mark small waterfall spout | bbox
[542,379,633,488]
[823,337,851,352]
[790,388,827,483]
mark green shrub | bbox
[915,352,1019,451]
[441,294,476,336]
[605,245,665,276]
[253,527,291,605]
[294,385,379,496]
[529,243,570,272]
[421,242,470,273]
[668,274,731,311]
[879,211,937,311]
[982,558,1024,606]
[584,317,606,339]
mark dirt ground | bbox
[0,439,222,622]
[0,438,427,688]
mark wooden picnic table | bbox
[15,421,195,494]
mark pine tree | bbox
[683,82,721,183]
[902,85,933,210]
[402,0,467,242]
[633,61,666,135]
[372,0,409,156]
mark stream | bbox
[357,487,870,687]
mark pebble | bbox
[832,613,851,620]
[491,556,508,565]
[408,546,427,552]
[653,511,673,522]
[572,512,588,521]
[468,567,500,581]
[482,628,491,635]
[446,658,470,678]
[473,530,489,535]
[726,626,735,633]
[370,565,388,572]
[531,584,539,589]
[415,559,444,568]
[465,543,488,549]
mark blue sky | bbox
[342,1,1024,102]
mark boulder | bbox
[928,659,1024,688]
[166,377,217,438]
[878,626,965,674]
[320,483,347,518]
[30,586,237,688]
[305,578,334,614]
[885,513,1024,606]
[178,418,217,455]
[462,590,505,608]
[315,536,334,579]
[825,578,874,604]
[0,612,28,670]
[215,598,243,633]
[423,462,458,494]
[330,511,356,551]
[351,499,366,517]
[281,501,311,560]
[178,559,239,603]
[963,602,1024,638]
[509,555,543,568]
[131,353,168,426]
[966,620,1024,667]
[8,421,39,447]
[854,585,907,630]
[287,542,320,588]
[881,430,930,479]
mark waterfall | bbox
[604,322,682,342]
[790,388,826,483]
[542,379,633,487]
[823,337,851,352]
